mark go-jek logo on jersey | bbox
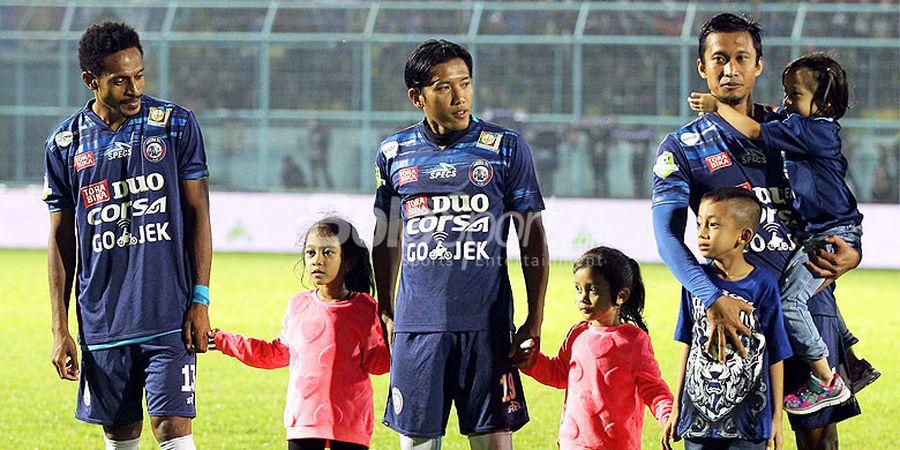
[92,219,171,253]
[406,231,489,263]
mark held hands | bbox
[509,317,541,369]
[705,296,754,363]
[51,332,79,381]
[207,328,220,351]
[380,311,394,349]
[688,92,719,114]
[183,302,210,353]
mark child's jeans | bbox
[781,224,862,362]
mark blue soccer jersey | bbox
[374,116,544,332]
[43,95,208,349]
[759,112,863,235]
[674,264,792,441]
[652,108,800,273]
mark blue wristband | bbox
[192,285,210,306]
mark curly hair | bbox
[78,21,143,76]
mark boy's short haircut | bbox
[701,187,762,233]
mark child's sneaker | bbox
[784,373,851,415]
[848,359,881,393]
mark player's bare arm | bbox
[689,92,761,139]
[373,216,402,347]
[48,208,79,381]
[509,211,548,367]
[180,179,212,353]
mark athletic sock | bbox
[159,434,196,450]
[104,436,140,450]
[399,435,442,450]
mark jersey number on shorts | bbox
[500,372,517,403]
[181,364,196,392]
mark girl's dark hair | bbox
[783,53,849,119]
[78,21,143,76]
[404,39,473,91]
[573,246,647,332]
[300,216,374,295]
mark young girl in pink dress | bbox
[521,246,673,450]
[209,217,390,450]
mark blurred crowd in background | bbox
[1,2,897,201]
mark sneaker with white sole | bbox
[784,372,851,415]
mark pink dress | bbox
[214,291,390,447]
[522,322,673,450]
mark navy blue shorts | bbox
[785,313,861,431]
[383,329,529,438]
[76,332,197,426]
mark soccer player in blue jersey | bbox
[372,40,549,450]
[651,13,861,450]
[44,22,211,450]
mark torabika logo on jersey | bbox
[469,159,493,187]
[142,136,166,163]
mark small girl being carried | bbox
[520,246,673,450]
[209,217,390,450]
[689,53,876,415]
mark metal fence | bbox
[1,1,898,201]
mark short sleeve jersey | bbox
[760,112,862,234]
[374,116,544,332]
[651,107,840,316]
[42,95,208,348]
[674,264,792,441]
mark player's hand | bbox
[51,331,79,381]
[380,311,394,349]
[207,329,220,351]
[767,416,784,450]
[805,235,860,280]
[661,411,680,450]
[183,302,210,353]
[509,318,541,368]
[689,92,718,113]
[705,295,753,362]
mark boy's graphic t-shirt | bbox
[674,264,792,441]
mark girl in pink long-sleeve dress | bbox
[521,246,673,450]
[209,217,390,450]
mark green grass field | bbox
[1,249,897,449]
